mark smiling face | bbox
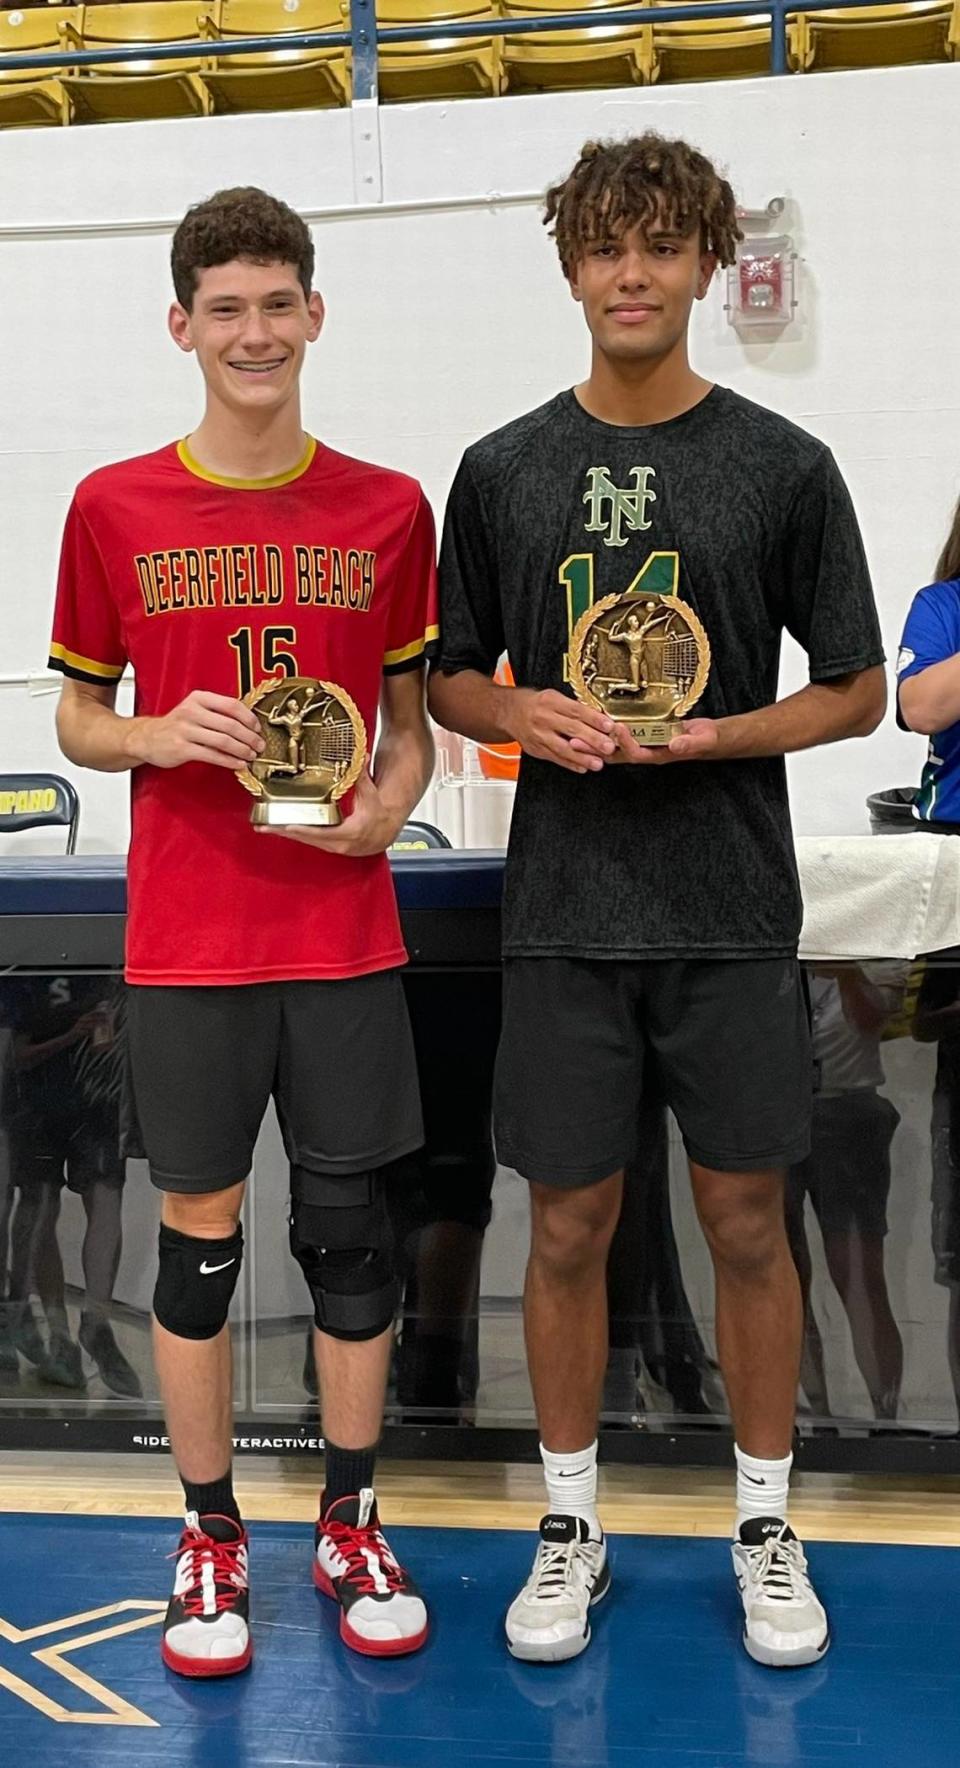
[168,257,324,419]
[567,213,716,367]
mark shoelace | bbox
[324,1521,406,1596]
[744,1536,811,1606]
[171,1531,247,1617]
[530,1538,590,1603]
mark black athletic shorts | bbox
[7,1108,125,1195]
[386,972,498,1238]
[495,956,813,1187]
[787,1089,899,1240]
[125,971,424,1195]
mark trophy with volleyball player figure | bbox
[235,677,366,827]
[568,591,710,745]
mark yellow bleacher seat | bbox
[0,7,73,128]
[200,0,347,112]
[59,2,213,124]
[372,0,502,102]
[501,0,655,90]
[795,0,953,70]
[651,0,800,81]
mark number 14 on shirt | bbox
[560,551,680,675]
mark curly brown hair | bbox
[544,133,742,278]
[171,187,315,310]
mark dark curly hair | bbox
[544,133,742,278]
[171,187,315,310]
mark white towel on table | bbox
[796,833,960,960]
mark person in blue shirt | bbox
[898,493,960,817]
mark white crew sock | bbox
[734,1444,793,1533]
[540,1440,600,1537]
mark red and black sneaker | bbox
[313,1488,428,1658]
[161,1513,252,1678]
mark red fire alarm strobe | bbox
[726,236,797,330]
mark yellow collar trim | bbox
[176,435,317,489]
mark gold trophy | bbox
[568,592,710,746]
[235,677,366,827]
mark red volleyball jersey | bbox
[49,438,438,985]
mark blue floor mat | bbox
[0,1512,955,1767]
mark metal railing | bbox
[0,0,952,105]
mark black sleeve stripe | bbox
[48,654,122,687]
[383,634,439,677]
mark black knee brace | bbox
[153,1223,243,1341]
[289,1168,397,1343]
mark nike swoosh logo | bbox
[742,1473,767,1485]
[200,1259,236,1275]
[556,1467,591,1478]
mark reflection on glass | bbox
[391,972,499,1420]
[301,971,500,1421]
[0,974,142,1397]
[915,958,960,1427]
[605,1081,722,1421]
[3,956,960,1441]
[787,964,905,1422]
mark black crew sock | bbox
[182,1469,241,1529]
[321,1440,378,1513]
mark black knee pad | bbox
[422,1152,496,1232]
[289,1168,397,1342]
[153,1223,243,1341]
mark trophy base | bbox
[251,800,342,828]
[624,721,676,746]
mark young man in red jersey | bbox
[430,134,887,1669]
[49,188,438,1676]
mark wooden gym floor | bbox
[0,1452,956,1545]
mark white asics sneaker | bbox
[732,1517,830,1668]
[506,1514,610,1663]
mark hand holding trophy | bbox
[235,676,366,827]
[568,592,710,747]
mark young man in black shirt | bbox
[429,134,886,1668]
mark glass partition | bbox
[0,958,957,1451]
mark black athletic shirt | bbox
[436,386,884,960]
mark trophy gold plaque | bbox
[568,593,710,746]
[236,677,366,827]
